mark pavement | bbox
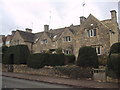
[2,72,119,88]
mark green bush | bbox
[76,46,99,68]
[46,54,65,66]
[106,42,120,79]
[64,54,76,65]
[109,42,120,56]
[54,65,92,79]
[1,45,8,60]
[106,54,120,78]
[27,53,65,69]
[27,53,48,69]
[3,45,30,64]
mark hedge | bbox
[64,54,76,64]
[2,45,30,64]
[27,53,48,69]
[76,46,99,68]
[46,54,65,66]
[106,53,120,78]
[27,53,65,68]
[106,42,120,79]
[109,42,120,56]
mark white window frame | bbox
[63,36,71,42]
[88,29,96,37]
[62,49,71,54]
[95,46,101,55]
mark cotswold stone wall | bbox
[3,65,56,77]
[2,65,92,79]
[2,65,118,83]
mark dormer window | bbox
[63,36,71,42]
[41,39,47,44]
[87,29,96,37]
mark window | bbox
[41,39,47,44]
[87,29,96,37]
[63,36,71,42]
[62,49,71,54]
[95,47,101,55]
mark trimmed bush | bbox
[106,42,120,79]
[64,54,76,65]
[76,46,99,68]
[27,53,65,69]
[3,45,30,64]
[109,42,120,56]
[46,54,65,66]
[1,45,8,60]
[106,54,120,79]
[27,53,48,68]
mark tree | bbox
[76,46,99,68]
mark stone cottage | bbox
[9,10,120,58]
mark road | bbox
[2,76,117,90]
[2,76,73,88]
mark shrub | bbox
[106,54,120,79]
[106,42,120,79]
[109,42,120,56]
[2,45,30,64]
[64,54,76,65]
[27,53,65,68]
[76,46,99,68]
[46,54,65,66]
[27,53,48,69]
[54,65,92,79]
[1,45,8,60]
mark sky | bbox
[0,0,119,35]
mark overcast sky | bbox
[0,0,119,35]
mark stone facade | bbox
[7,10,120,58]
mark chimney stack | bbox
[25,28,32,33]
[44,25,49,31]
[110,10,117,22]
[80,16,86,24]
[11,31,16,35]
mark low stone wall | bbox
[3,65,57,77]
[2,64,119,83]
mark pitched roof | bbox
[15,24,80,43]
[6,35,13,41]
[17,30,35,43]
[101,19,114,30]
